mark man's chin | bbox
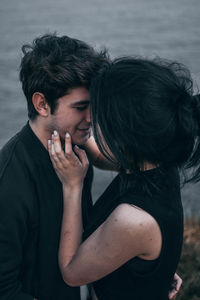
[73,133,90,146]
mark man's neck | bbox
[29,120,52,150]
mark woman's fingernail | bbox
[48,140,51,145]
[53,130,58,136]
[66,132,70,138]
[75,145,79,149]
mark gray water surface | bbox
[0,0,200,216]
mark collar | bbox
[17,121,51,165]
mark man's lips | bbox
[77,127,90,131]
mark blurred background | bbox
[0,0,200,216]
[1,1,200,299]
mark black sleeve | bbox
[0,188,35,300]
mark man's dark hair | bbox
[19,33,109,120]
[90,57,200,183]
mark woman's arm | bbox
[48,132,88,271]
[48,132,162,287]
[83,135,119,171]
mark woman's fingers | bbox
[47,130,88,166]
[65,132,73,156]
[48,131,65,170]
[168,273,182,299]
[49,131,80,166]
[52,131,66,161]
[47,131,89,185]
[64,133,83,165]
[74,145,89,168]
[53,130,62,153]
[174,273,182,291]
[47,139,61,170]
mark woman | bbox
[48,58,199,299]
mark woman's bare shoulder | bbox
[108,203,158,229]
[106,203,162,260]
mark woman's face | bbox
[94,124,118,162]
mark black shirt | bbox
[0,123,93,300]
[84,166,184,300]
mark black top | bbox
[0,123,93,300]
[84,166,184,300]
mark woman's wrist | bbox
[62,182,83,194]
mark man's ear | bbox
[32,92,50,117]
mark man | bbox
[0,33,181,300]
[0,33,109,300]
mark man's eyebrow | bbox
[71,100,90,105]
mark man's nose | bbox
[85,105,91,123]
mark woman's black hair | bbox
[90,57,200,183]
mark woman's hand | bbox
[168,272,182,299]
[48,131,89,188]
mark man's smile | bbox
[77,127,90,131]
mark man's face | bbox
[49,87,91,145]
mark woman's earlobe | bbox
[32,92,50,117]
